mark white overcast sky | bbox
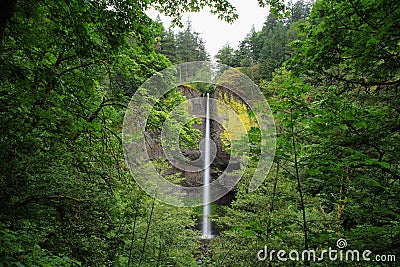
[146,0,270,59]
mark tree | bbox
[257,0,311,80]
[212,70,331,265]
[287,0,400,258]
[259,14,290,79]
[291,0,400,88]
[215,0,312,81]
[215,0,400,262]
[155,18,210,64]
[234,26,264,67]
[157,28,180,64]
[285,0,312,25]
[175,19,210,62]
[215,43,237,66]
[0,0,237,265]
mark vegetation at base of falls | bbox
[1,0,400,266]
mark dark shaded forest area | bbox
[1,0,399,266]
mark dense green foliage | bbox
[156,18,209,64]
[1,0,399,266]
[0,0,231,266]
[211,0,400,266]
[215,0,311,81]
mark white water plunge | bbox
[202,93,212,239]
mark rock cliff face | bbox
[210,86,249,205]
[178,85,235,206]
[146,85,244,205]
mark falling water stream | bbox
[202,93,212,239]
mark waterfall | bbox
[202,93,212,239]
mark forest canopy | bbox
[1,0,399,266]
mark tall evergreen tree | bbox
[215,43,238,66]
[157,27,179,64]
[259,14,290,79]
[156,18,209,64]
[175,19,210,62]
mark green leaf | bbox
[377,161,390,169]
[242,229,255,237]
[354,121,367,129]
